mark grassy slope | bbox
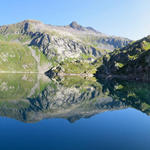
[58,57,103,74]
[0,33,31,43]
[0,41,37,72]
[0,32,51,72]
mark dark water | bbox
[0,74,150,150]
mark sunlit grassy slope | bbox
[0,41,37,72]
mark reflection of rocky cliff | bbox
[26,77,126,123]
[0,75,150,123]
[0,76,126,123]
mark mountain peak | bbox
[69,21,85,31]
[69,21,79,27]
[69,21,100,33]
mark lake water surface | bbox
[0,74,150,150]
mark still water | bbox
[0,74,150,150]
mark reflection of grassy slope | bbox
[0,74,49,101]
[0,41,37,72]
[0,100,30,110]
[61,76,99,87]
[0,74,37,100]
[59,76,104,94]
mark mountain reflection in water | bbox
[0,74,150,123]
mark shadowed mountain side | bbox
[97,78,150,116]
[95,35,150,81]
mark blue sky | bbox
[0,0,150,40]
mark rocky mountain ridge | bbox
[0,20,131,57]
[0,19,131,74]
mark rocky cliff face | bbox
[0,20,131,66]
[95,35,150,81]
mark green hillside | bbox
[0,41,37,72]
